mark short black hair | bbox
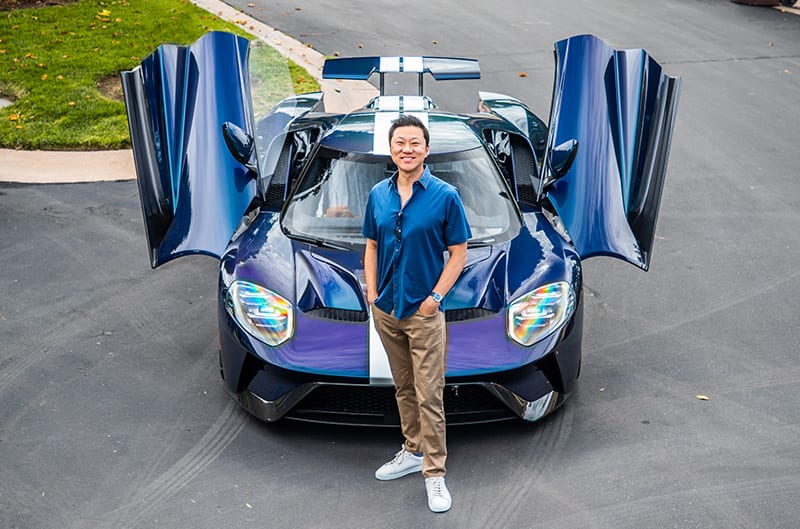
[388,114,429,147]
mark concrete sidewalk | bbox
[0,0,377,184]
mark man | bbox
[362,114,471,513]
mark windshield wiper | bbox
[284,231,352,251]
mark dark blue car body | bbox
[121,32,680,426]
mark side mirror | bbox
[222,121,256,172]
[548,139,578,180]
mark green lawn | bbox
[0,0,319,150]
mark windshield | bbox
[282,146,520,248]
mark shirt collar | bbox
[388,166,431,190]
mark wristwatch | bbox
[431,291,443,303]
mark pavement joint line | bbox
[0,0,377,185]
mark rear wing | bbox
[322,56,480,96]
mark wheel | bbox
[780,0,797,7]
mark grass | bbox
[0,0,320,150]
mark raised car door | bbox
[543,34,681,271]
[121,31,256,268]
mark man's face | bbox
[390,125,430,175]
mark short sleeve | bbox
[444,189,472,246]
[362,190,377,240]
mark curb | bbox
[0,0,377,184]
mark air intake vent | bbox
[445,308,497,322]
[305,307,369,322]
[287,383,515,426]
[512,135,538,205]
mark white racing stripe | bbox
[379,56,401,73]
[402,56,424,72]
[368,310,394,385]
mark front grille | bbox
[304,307,369,322]
[286,383,515,426]
[445,308,497,322]
[303,307,495,323]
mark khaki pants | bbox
[372,305,448,478]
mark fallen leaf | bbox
[432,40,439,44]
[518,72,528,77]
[358,43,364,48]
[8,114,19,121]
[68,101,76,107]
[248,2,255,6]
[98,9,111,17]
[41,74,47,80]
[696,394,709,401]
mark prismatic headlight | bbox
[226,281,294,346]
[506,282,576,346]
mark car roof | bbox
[318,99,485,156]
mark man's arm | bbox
[418,241,468,316]
[364,238,379,305]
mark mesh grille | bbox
[445,308,497,322]
[265,139,291,207]
[265,184,285,206]
[512,135,538,205]
[287,383,515,426]
[304,307,369,322]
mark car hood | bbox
[222,212,576,313]
[220,211,579,377]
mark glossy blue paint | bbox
[124,32,257,267]
[218,208,578,377]
[545,34,681,270]
[294,249,365,313]
[127,32,678,424]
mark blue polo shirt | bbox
[362,167,472,320]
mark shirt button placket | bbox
[393,239,399,311]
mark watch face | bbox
[432,292,443,302]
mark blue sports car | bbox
[121,32,680,426]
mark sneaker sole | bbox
[374,464,423,481]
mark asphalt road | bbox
[2,1,800,528]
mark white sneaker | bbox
[375,446,423,480]
[425,476,452,513]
